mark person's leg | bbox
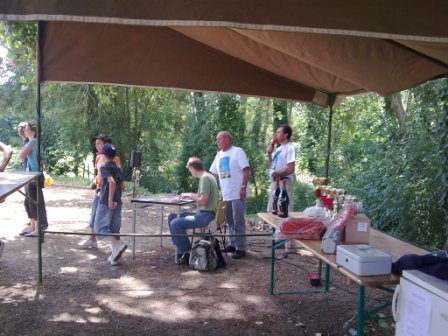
[232,199,247,252]
[284,178,295,252]
[285,178,294,212]
[267,181,276,212]
[226,201,236,248]
[93,203,112,238]
[109,203,122,237]
[37,187,48,229]
[23,186,34,231]
[23,182,38,236]
[168,212,192,246]
[170,212,214,254]
[89,194,100,240]
[79,194,100,248]
[94,204,126,264]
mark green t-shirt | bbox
[198,172,219,212]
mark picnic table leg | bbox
[356,285,366,336]
[317,260,331,292]
[269,238,276,295]
[324,263,331,292]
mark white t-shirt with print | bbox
[210,145,250,201]
[268,141,296,181]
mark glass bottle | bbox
[271,181,281,215]
[279,180,289,218]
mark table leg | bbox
[131,202,137,259]
[325,263,331,292]
[159,205,164,246]
[356,285,366,336]
[269,238,276,295]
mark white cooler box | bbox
[336,245,392,276]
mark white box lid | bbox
[403,270,448,301]
[337,244,392,262]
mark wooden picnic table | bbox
[257,212,428,336]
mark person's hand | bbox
[108,201,118,209]
[181,192,194,199]
[271,172,280,182]
[239,186,247,200]
[266,144,274,155]
[90,182,97,190]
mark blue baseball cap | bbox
[101,144,116,157]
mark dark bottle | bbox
[278,180,289,218]
[272,181,281,215]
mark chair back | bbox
[214,201,228,228]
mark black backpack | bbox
[189,236,226,271]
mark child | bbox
[94,143,127,265]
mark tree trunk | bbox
[391,93,406,130]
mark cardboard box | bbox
[336,245,392,276]
[344,213,370,243]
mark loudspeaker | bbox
[130,150,142,168]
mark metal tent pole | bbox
[324,95,336,180]
[36,21,43,284]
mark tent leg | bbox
[324,96,335,180]
[36,20,43,284]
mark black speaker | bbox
[130,150,142,168]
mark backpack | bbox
[189,237,219,271]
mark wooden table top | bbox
[257,212,428,286]
[131,195,195,205]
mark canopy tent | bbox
[2,0,448,193]
[1,0,447,106]
[2,0,448,285]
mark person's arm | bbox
[239,166,251,199]
[182,192,210,206]
[0,142,13,172]
[18,143,32,161]
[271,162,295,180]
[107,176,117,209]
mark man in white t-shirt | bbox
[266,125,296,253]
[210,131,250,259]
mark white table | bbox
[1,171,43,282]
[130,195,196,258]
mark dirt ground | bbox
[0,184,396,336]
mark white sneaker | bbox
[110,242,127,262]
[78,239,98,249]
[0,240,4,259]
[107,256,120,266]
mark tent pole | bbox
[324,95,335,181]
[36,20,43,284]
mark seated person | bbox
[168,157,219,265]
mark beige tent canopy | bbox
[1,0,448,106]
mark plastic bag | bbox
[274,217,326,241]
[44,172,53,187]
[326,207,356,232]
[303,206,326,218]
